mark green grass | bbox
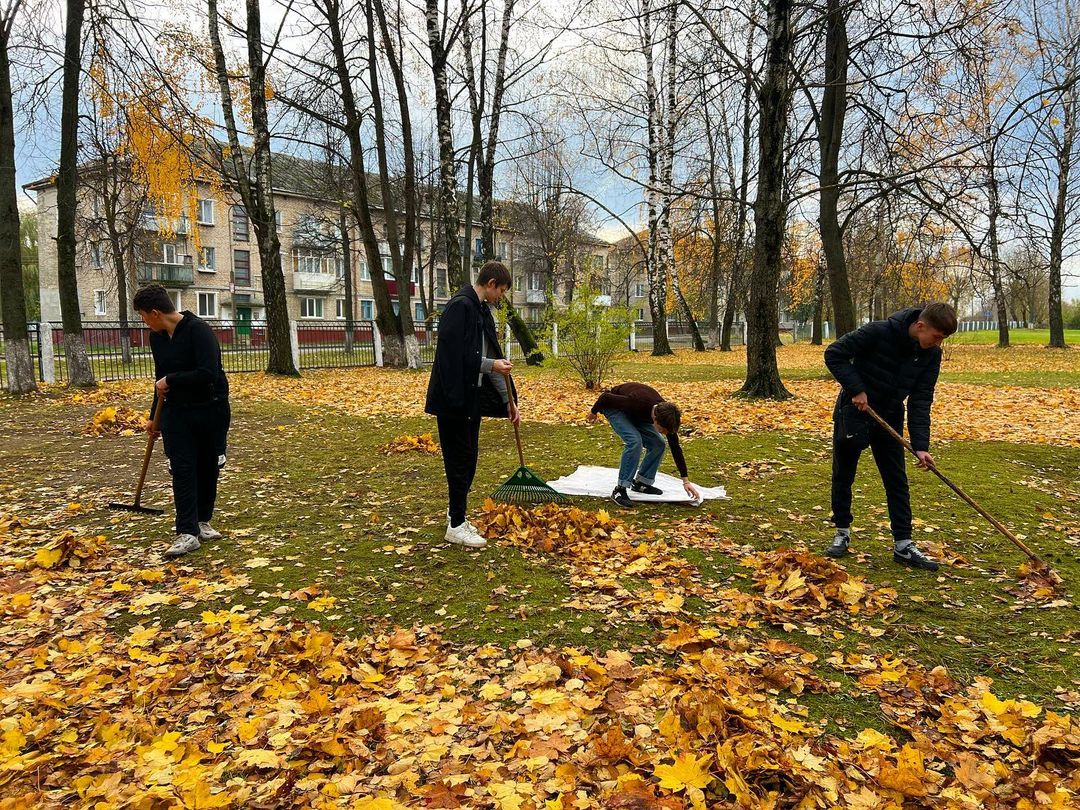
[948,328,1080,345]
[1,386,1078,730]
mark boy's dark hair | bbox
[654,401,681,433]
[477,261,512,289]
[132,284,176,314]
[920,302,958,336]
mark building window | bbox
[197,292,217,318]
[436,268,448,297]
[634,282,646,298]
[637,308,645,321]
[335,298,347,319]
[497,241,507,260]
[94,289,107,316]
[514,271,523,292]
[92,194,102,217]
[360,259,370,281]
[232,206,249,241]
[382,256,393,278]
[197,199,215,225]
[90,243,102,268]
[169,291,182,311]
[233,250,251,286]
[414,302,425,322]
[293,248,341,275]
[528,272,543,291]
[274,209,283,228]
[360,299,374,320]
[163,243,177,264]
[300,297,324,318]
[199,246,216,272]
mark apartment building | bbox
[27,153,613,327]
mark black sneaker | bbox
[611,486,634,508]
[825,534,850,558]
[631,481,663,496]
[893,542,939,571]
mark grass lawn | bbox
[2,348,1079,805]
[948,327,1080,345]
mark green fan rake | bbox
[491,373,569,505]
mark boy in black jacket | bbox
[823,302,957,571]
[425,262,519,549]
[134,284,231,558]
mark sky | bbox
[12,2,1080,304]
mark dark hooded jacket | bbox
[824,307,942,451]
[425,285,517,419]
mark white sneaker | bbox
[198,522,222,540]
[445,522,486,549]
[164,534,201,558]
[446,510,478,535]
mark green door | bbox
[237,307,252,337]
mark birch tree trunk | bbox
[1047,75,1075,348]
[426,0,463,289]
[641,0,670,355]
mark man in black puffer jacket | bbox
[823,302,958,571]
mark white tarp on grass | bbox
[548,465,727,506]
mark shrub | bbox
[552,286,632,389]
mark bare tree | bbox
[0,0,35,392]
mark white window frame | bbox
[94,289,107,316]
[170,291,182,311]
[382,256,393,278]
[360,298,374,320]
[198,246,216,273]
[274,210,284,228]
[414,302,425,321]
[90,243,102,268]
[163,243,177,265]
[300,297,324,318]
[197,199,215,225]
[360,259,370,281]
[528,272,543,291]
[634,282,646,298]
[335,298,346,319]
[197,291,217,318]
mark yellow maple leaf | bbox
[235,748,284,769]
[654,752,713,792]
[34,546,64,569]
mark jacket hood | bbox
[887,307,922,334]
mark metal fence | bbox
[0,322,43,391]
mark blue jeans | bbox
[604,410,667,489]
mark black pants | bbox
[161,401,231,537]
[830,402,911,542]
[436,414,482,526]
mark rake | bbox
[865,405,1061,583]
[108,397,165,516]
[491,372,569,505]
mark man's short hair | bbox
[132,284,176,314]
[654,401,681,433]
[477,261,512,288]
[920,302,958,336]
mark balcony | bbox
[137,262,194,286]
[525,289,546,304]
[139,214,190,235]
[293,271,340,292]
[386,279,416,296]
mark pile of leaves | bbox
[84,406,149,436]
[477,500,639,556]
[745,547,897,617]
[2,511,1078,808]
[381,433,441,455]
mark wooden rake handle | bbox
[504,371,525,468]
[863,404,1041,563]
[133,397,164,507]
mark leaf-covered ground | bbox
[1,343,1079,808]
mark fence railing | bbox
[4,316,753,391]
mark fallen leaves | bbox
[746,548,897,616]
[84,405,149,436]
[382,433,441,455]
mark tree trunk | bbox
[641,0,671,356]
[110,238,132,365]
[819,0,856,337]
[1047,78,1075,348]
[986,172,1009,349]
[340,207,354,354]
[56,0,94,387]
[505,299,543,364]
[721,33,754,353]
[0,9,36,393]
[426,0,462,289]
[739,0,792,399]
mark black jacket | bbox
[150,312,229,417]
[425,286,516,419]
[824,307,942,451]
